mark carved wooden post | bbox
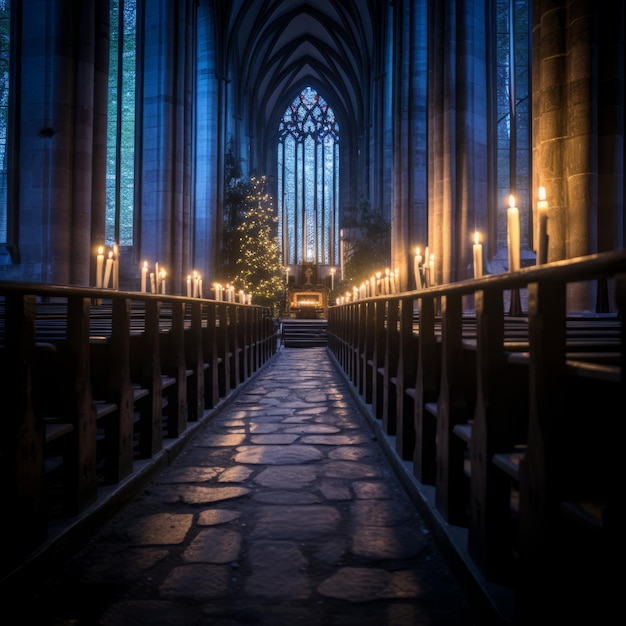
[138,298,163,457]
[370,299,386,420]
[65,295,98,512]
[468,287,517,580]
[382,300,399,435]
[167,300,188,437]
[186,299,205,420]
[204,302,219,408]
[395,297,417,459]
[105,296,134,483]
[435,292,468,524]
[1,293,46,569]
[413,294,438,484]
[516,280,566,620]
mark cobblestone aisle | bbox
[17,347,485,625]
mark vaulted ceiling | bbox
[215,0,387,157]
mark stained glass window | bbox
[277,86,339,266]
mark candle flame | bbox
[509,194,516,208]
[98,246,104,255]
[474,231,480,245]
[538,186,546,201]
[415,246,420,257]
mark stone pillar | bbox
[390,0,428,291]
[427,0,489,285]
[533,0,624,309]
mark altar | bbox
[286,264,330,319]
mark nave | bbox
[5,347,487,626]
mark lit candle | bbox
[330,268,335,291]
[160,269,166,294]
[537,186,549,265]
[376,272,381,296]
[187,274,192,298]
[103,251,114,289]
[414,247,423,289]
[193,271,198,298]
[150,272,156,293]
[473,231,483,278]
[141,261,148,293]
[507,195,521,272]
[96,246,104,288]
[112,243,119,290]
[239,289,245,303]
[394,269,399,293]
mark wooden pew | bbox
[185,299,207,421]
[202,301,221,408]
[410,295,439,484]
[326,250,626,625]
[367,299,386,421]
[381,299,399,436]
[393,298,418,459]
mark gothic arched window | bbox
[106,0,136,246]
[277,86,339,266]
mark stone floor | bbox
[10,347,490,625]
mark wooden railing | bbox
[327,250,625,625]
[0,284,279,582]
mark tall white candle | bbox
[150,272,156,293]
[507,195,521,272]
[187,275,192,297]
[103,251,114,289]
[160,269,166,294]
[141,261,148,293]
[473,231,483,278]
[537,186,549,265]
[414,247,423,290]
[96,246,104,288]
[192,271,198,298]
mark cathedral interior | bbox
[0,0,622,304]
[0,1,624,624]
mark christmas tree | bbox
[226,175,284,314]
